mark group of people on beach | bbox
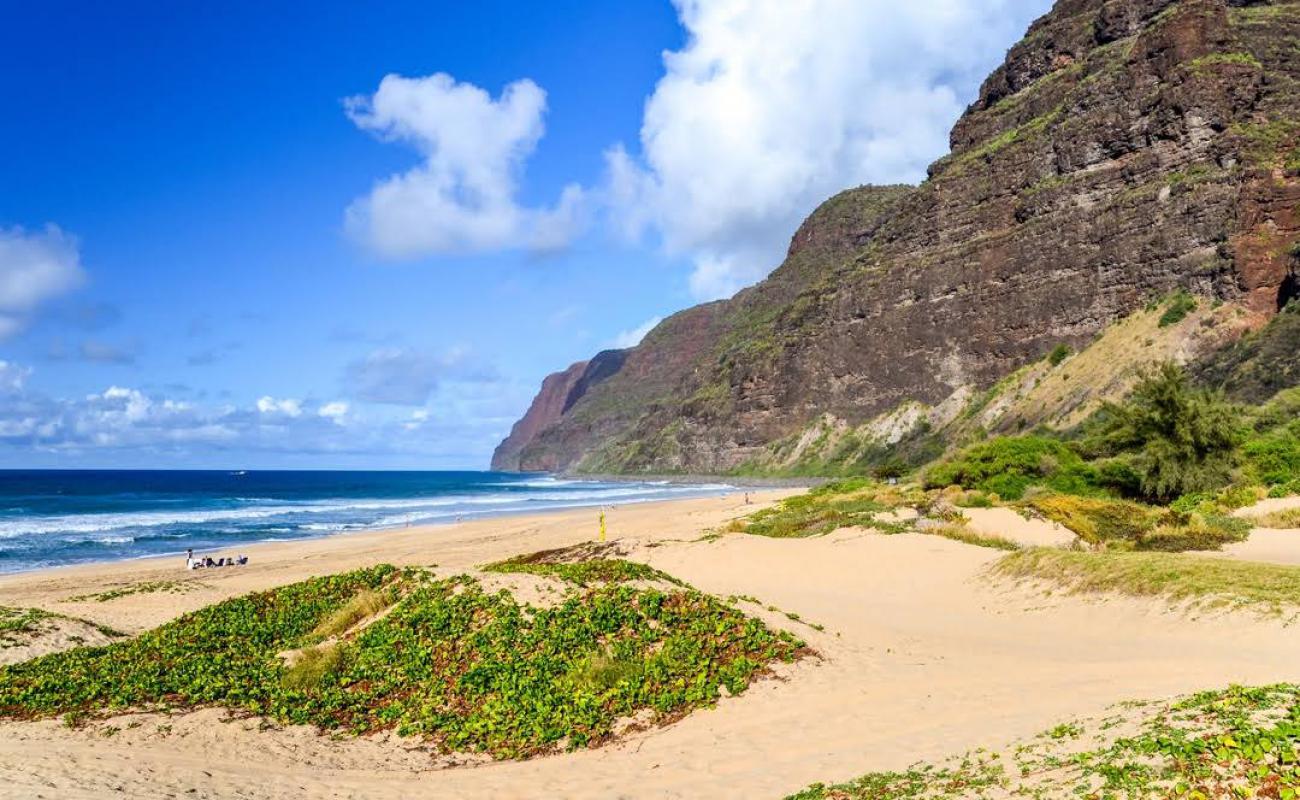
[185,549,247,569]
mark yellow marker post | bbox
[599,509,607,543]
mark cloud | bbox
[610,316,663,349]
[318,401,349,424]
[256,396,303,418]
[0,225,86,338]
[344,73,585,258]
[605,0,1052,299]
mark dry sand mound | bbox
[959,506,1076,548]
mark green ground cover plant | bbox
[992,548,1300,615]
[738,479,921,538]
[67,580,206,603]
[788,684,1300,800]
[0,606,124,648]
[0,562,804,759]
[482,547,681,587]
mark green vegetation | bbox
[0,607,59,648]
[926,523,1021,552]
[992,549,1300,615]
[1194,304,1300,403]
[789,684,1300,800]
[67,580,205,603]
[1047,343,1072,366]
[1158,290,1198,327]
[0,563,803,758]
[0,606,124,648]
[1188,51,1263,73]
[483,543,683,586]
[1248,508,1300,530]
[309,588,392,639]
[1027,494,1250,552]
[1086,363,1241,503]
[739,479,921,538]
[924,435,1099,501]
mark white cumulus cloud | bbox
[0,225,86,338]
[318,401,350,424]
[345,73,585,258]
[256,396,303,418]
[606,0,1052,299]
[610,316,663,349]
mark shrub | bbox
[1028,495,1157,547]
[1047,344,1072,366]
[1092,363,1242,503]
[1027,495,1248,552]
[1137,514,1251,552]
[924,436,1097,501]
[1158,290,1198,327]
[1243,427,1300,486]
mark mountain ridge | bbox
[493,0,1300,475]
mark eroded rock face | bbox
[500,0,1300,475]
[490,360,588,471]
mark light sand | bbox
[959,506,1077,548]
[1,490,1298,800]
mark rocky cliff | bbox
[494,0,1300,475]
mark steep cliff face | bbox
[500,0,1300,474]
[491,360,588,471]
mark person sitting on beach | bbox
[185,549,198,569]
[236,555,248,565]
[203,556,216,568]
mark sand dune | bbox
[1,491,1297,799]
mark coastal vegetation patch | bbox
[992,548,1300,617]
[482,542,683,587]
[788,683,1300,800]
[67,580,208,603]
[0,606,124,649]
[1248,508,1300,530]
[0,563,805,759]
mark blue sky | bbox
[0,0,1053,469]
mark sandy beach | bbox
[1,490,1298,799]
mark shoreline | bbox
[0,476,745,581]
[0,490,796,634]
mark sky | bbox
[0,0,1054,470]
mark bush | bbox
[924,436,1098,501]
[1028,494,1249,552]
[1028,495,1157,547]
[1138,514,1251,552]
[1092,363,1242,503]
[1158,290,1198,327]
[1243,428,1300,487]
[1048,344,1072,366]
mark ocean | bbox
[0,470,732,574]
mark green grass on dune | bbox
[482,547,682,587]
[738,479,922,538]
[789,684,1300,799]
[0,563,804,758]
[992,548,1300,615]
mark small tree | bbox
[1096,362,1242,503]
